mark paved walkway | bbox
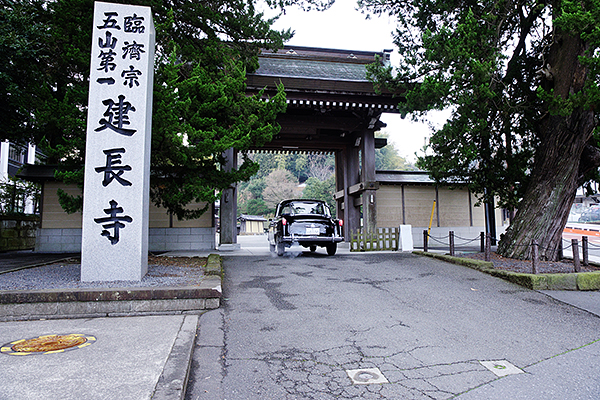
[0,314,198,400]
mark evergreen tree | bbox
[375,132,417,171]
[364,0,600,259]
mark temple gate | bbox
[219,46,403,248]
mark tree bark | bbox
[497,28,597,261]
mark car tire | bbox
[310,245,317,253]
[326,243,337,256]
[277,241,285,256]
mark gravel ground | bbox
[460,252,600,274]
[0,255,207,291]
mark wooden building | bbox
[238,215,268,235]
[375,171,506,246]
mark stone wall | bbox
[37,182,215,252]
[0,215,39,251]
[35,227,216,253]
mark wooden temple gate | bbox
[219,46,403,248]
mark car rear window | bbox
[281,201,329,216]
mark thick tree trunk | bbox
[497,28,596,261]
[497,110,594,260]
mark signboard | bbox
[81,2,154,281]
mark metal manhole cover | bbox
[1,334,96,356]
[346,367,389,385]
[480,360,524,377]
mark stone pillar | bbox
[0,141,9,181]
[27,143,36,164]
[334,150,345,220]
[361,130,377,234]
[219,148,240,250]
[81,2,154,281]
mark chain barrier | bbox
[421,229,594,273]
[561,238,574,251]
[426,235,450,245]
[423,232,492,250]
[454,235,481,244]
[422,231,595,254]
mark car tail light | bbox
[282,218,287,225]
[338,219,344,226]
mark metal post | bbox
[10,182,16,213]
[480,232,485,253]
[423,230,428,252]
[485,234,491,262]
[558,239,563,260]
[531,240,539,274]
[582,236,589,266]
[449,231,455,256]
[428,200,436,235]
[572,239,581,272]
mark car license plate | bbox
[305,227,320,235]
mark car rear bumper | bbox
[280,235,344,244]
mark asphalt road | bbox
[185,250,600,400]
[0,251,79,274]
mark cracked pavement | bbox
[185,252,600,399]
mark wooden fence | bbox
[350,227,399,252]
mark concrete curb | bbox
[205,254,223,277]
[152,314,200,400]
[414,251,600,291]
[0,254,223,321]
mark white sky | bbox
[268,1,450,163]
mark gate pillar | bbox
[344,144,361,239]
[219,148,240,250]
[360,129,378,234]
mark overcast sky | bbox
[267,1,449,164]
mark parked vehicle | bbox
[268,199,344,256]
[579,207,600,223]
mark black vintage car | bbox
[268,199,344,256]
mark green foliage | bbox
[247,179,267,199]
[0,177,40,215]
[263,0,334,11]
[238,178,273,217]
[246,198,271,216]
[0,0,47,145]
[1,0,91,150]
[302,175,336,217]
[375,132,417,170]
[56,188,83,215]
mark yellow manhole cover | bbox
[1,334,96,356]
